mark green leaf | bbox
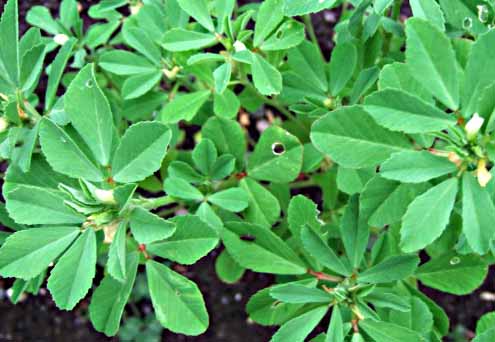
[252,53,283,96]
[301,226,352,276]
[107,221,127,282]
[99,50,157,75]
[112,122,172,183]
[271,306,328,342]
[284,0,339,16]
[359,319,424,342]
[477,312,495,335]
[64,64,115,166]
[164,177,204,201]
[463,30,495,117]
[130,207,176,244]
[122,71,162,100]
[405,18,459,109]
[202,117,246,170]
[360,176,429,227]
[462,173,495,254]
[176,0,214,32]
[221,221,306,275]
[147,215,218,265]
[47,228,97,310]
[214,88,240,118]
[162,28,217,51]
[39,119,105,181]
[380,151,457,183]
[327,306,344,342]
[287,41,327,93]
[378,62,433,103]
[416,252,488,295]
[311,106,411,168]
[400,178,458,253]
[240,177,281,227]
[146,260,209,335]
[261,20,305,51]
[215,250,245,284]
[254,0,285,47]
[329,42,357,96]
[213,62,231,94]
[363,89,456,133]
[26,5,60,34]
[336,167,375,195]
[161,90,211,123]
[358,255,419,284]
[89,252,139,336]
[208,188,248,212]
[474,328,495,342]
[123,26,161,65]
[45,38,77,110]
[0,226,80,280]
[287,195,321,238]
[410,0,445,31]
[340,196,369,268]
[248,126,303,183]
[0,0,19,86]
[193,138,217,175]
[270,283,331,304]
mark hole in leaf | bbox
[449,256,461,265]
[463,17,473,29]
[240,235,256,242]
[271,142,285,156]
[14,141,23,148]
[86,79,94,88]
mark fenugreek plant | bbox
[1,0,495,341]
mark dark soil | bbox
[0,1,493,341]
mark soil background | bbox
[0,0,494,341]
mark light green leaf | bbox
[360,176,430,227]
[358,255,420,284]
[222,221,306,275]
[208,188,248,212]
[147,215,218,265]
[89,252,139,336]
[301,226,352,276]
[329,42,357,96]
[359,319,424,342]
[410,0,445,31]
[284,0,339,16]
[215,250,245,284]
[270,283,331,304]
[240,177,281,227]
[252,53,283,96]
[107,221,127,282]
[177,0,214,32]
[405,18,459,109]
[39,119,105,181]
[477,312,495,335]
[336,167,375,195]
[462,173,495,254]
[327,306,344,342]
[164,177,204,201]
[122,71,162,100]
[123,25,161,65]
[162,28,217,51]
[340,196,369,268]
[99,50,157,75]
[474,328,495,342]
[380,151,457,183]
[47,228,97,310]
[400,178,458,253]
[130,207,176,244]
[378,62,433,103]
[214,88,240,119]
[112,122,171,183]
[416,252,488,295]
[161,90,211,123]
[287,195,320,238]
[311,106,411,168]
[271,306,328,342]
[261,20,305,51]
[254,0,285,47]
[363,89,455,133]
[248,126,303,183]
[146,260,209,335]
[193,138,217,175]
[0,0,19,86]
[0,226,80,280]
[463,30,495,116]
[64,64,115,166]
[213,62,231,94]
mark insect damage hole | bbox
[271,142,286,156]
[85,79,94,88]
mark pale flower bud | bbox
[477,159,492,187]
[94,188,116,205]
[465,113,484,140]
[103,221,119,244]
[233,40,247,52]
[448,152,462,167]
[0,117,9,133]
[53,33,70,45]
[130,2,143,15]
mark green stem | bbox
[303,14,319,47]
[137,195,176,210]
